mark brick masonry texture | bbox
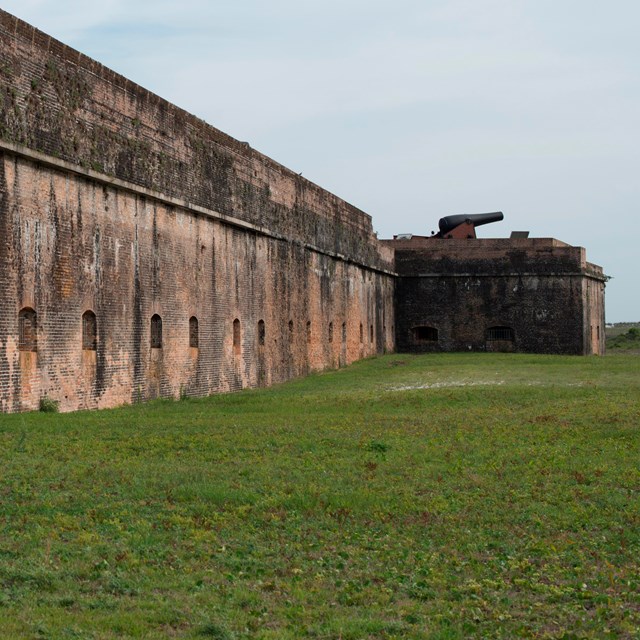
[387,237,606,356]
[0,10,394,413]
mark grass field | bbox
[605,323,640,339]
[606,325,640,353]
[1,353,639,639]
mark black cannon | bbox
[436,211,504,239]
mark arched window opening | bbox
[189,316,199,349]
[359,323,363,343]
[288,320,294,343]
[328,322,334,343]
[342,322,347,343]
[306,321,312,344]
[233,318,241,354]
[18,307,37,352]
[412,326,438,342]
[486,326,514,341]
[258,320,265,346]
[82,310,97,350]
[151,314,163,348]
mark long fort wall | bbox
[0,9,608,413]
[0,10,395,412]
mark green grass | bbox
[607,326,640,352]
[1,353,639,639]
[605,323,640,339]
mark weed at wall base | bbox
[38,396,59,413]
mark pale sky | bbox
[3,1,639,321]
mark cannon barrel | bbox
[438,211,504,235]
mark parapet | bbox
[384,236,605,281]
[0,9,392,273]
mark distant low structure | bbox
[386,225,605,355]
[0,10,605,413]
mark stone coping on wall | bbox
[408,272,606,282]
[384,236,605,281]
[383,237,573,249]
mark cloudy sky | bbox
[4,0,639,321]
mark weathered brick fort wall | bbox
[0,10,608,413]
[0,10,395,413]
[389,237,606,355]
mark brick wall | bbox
[0,10,395,413]
[0,153,395,412]
[388,238,606,355]
[583,277,606,355]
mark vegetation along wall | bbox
[0,10,395,412]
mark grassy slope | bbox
[605,323,640,339]
[0,353,639,639]
[607,327,640,352]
